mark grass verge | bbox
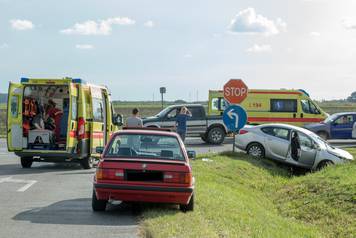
[140,151,356,238]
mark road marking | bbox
[0,176,37,192]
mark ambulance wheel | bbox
[21,157,33,168]
[80,157,93,169]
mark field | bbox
[140,149,356,238]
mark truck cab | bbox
[143,104,228,144]
[7,78,122,169]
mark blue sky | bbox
[1,0,356,101]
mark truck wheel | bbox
[92,190,107,211]
[207,127,225,144]
[21,157,33,168]
[180,194,194,212]
[317,131,328,140]
[80,157,93,169]
[201,134,208,143]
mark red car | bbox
[92,128,195,212]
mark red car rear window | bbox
[104,134,185,161]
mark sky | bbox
[1,0,356,101]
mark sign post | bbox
[223,79,249,152]
[159,87,166,110]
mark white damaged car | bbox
[235,124,353,170]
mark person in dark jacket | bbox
[291,132,301,161]
[175,107,192,142]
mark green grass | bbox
[140,151,356,238]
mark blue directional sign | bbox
[223,105,248,132]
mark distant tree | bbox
[347,91,356,102]
[174,99,187,104]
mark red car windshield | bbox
[104,134,185,161]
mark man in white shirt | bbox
[126,108,143,127]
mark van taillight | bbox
[164,172,192,184]
[239,130,249,135]
[77,117,85,139]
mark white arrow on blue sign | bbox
[223,105,248,132]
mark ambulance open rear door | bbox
[7,82,24,151]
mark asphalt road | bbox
[0,140,138,238]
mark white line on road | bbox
[0,176,37,192]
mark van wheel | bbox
[317,131,328,140]
[247,143,265,159]
[316,160,333,170]
[180,194,194,212]
[80,157,93,169]
[207,127,225,144]
[92,190,107,211]
[21,157,33,168]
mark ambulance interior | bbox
[22,85,70,150]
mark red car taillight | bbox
[164,172,192,184]
[96,168,124,181]
[77,117,86,140]
[238,129,249,135]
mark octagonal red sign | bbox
[223,79,248,104]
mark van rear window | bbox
[270,99,297,113]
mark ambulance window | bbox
[71,96,77,119]
[11,96,19,118]
[92,98,104,122]
[309,101,320,114]
[301,100,320,114]
[211,98,219,110]
[301,100,311,113]
[270,99,297,113]
[220,98,229,110]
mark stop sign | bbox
[223,79,248,104]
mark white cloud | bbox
[246,44,272,53]
[10,19,34,30]
[0,43,9,49]
[61,17,135,35]
[75,44,94,50]
[183,53,193,58]
[310,31,321,37]
[144,20,155,28]
[228,8,286,36]
[342,18,356,30]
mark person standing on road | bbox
[126,108,143,128]
[175,107,192,142]
[126,108,143,150]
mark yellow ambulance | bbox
[7,78,123,169]
[208,89,328,126]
